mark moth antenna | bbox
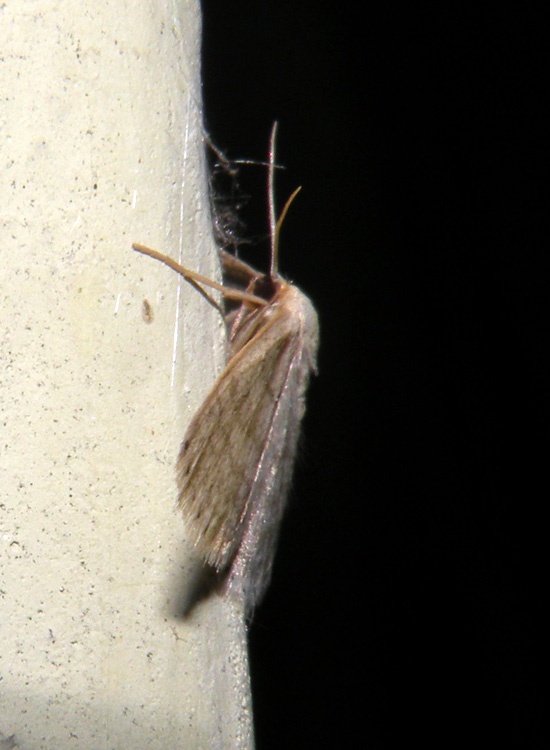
[268,123,302,280]
[274,185,302,270]
[268,122,278,277]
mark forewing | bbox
[223,342,308,609]
[176,307,301,570]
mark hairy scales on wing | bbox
[176,297,303,570]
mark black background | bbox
[201,3,543,747]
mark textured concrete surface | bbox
[0,1,252,747]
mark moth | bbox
[133,124,319,614]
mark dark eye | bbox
[252,276,278,303]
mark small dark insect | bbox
[141,299,154,324]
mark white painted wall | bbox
[0,1,252,747]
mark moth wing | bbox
[223,340,309,609]
[176,306,301,571]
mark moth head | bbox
[248,274,279,305]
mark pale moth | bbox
[133,124,319,614]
